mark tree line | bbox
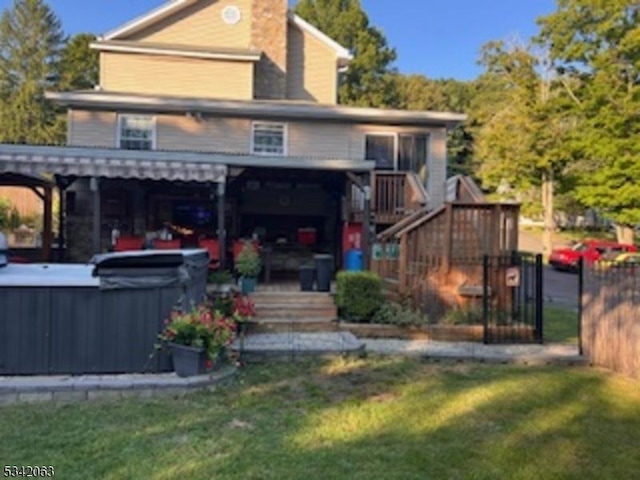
[1,0,638,246]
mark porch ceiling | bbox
[0,145,373,181]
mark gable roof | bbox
[101,0,353,65]
[288,13,353,66]
[102,0,199,41]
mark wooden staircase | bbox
[248,291,339,333]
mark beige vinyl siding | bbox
[157,116,250,152]
[67,109,447,206]
[68,110,117,147]
[123,0,253,50]
[288,122,360,159]
[101,52,253,99]
[287,22,338,104]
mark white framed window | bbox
[117,114,156,150]
[251,122,287,156]
[364,132,429,180]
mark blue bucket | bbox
[344,249,363,271]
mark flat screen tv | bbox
[172,202,213,227]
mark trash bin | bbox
[299,265,316,291]
[344,249,363,271]
[314,254,333,292]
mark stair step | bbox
[257,309,337,319]
[251,292,333,301]
[248,320,338,334]
[255,303,336,310]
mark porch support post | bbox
[42,185,52,262]
[217,179,227,270]
[57,184,65,262]
[90,177,101,255]
[362,173,372,270]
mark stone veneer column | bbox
[251,0,288,99]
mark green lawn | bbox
[544,307,579,344]
[1,358,639,479]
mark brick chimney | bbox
[251,0,288,99]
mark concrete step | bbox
[255,308,336,318]
[248,319,339,334]
[231,332,366,361]
[250,292,334,304]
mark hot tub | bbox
[0,249,209,375]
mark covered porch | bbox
[0,144,375,280]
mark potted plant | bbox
[235,242,262,294]
[208,269,235,293]
[158,303,236,377]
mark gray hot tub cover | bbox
[90,249,209,291]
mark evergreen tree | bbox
[58,33,99,91]
[0,0,65,144]
[294,0,398,107]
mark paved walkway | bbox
[233,332,585,365]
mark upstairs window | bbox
[252,122,286,155]
[118,115,155,150]
[365,132,429,182]
[365,134,395,170]
[399,134,428,183]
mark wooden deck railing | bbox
[347,171,429,225]
[371,203,520,295]
[373,171,428,224]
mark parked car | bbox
[597,252,640,272]
[549,240,638,272]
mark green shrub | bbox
[0,198,11,229]
[442,306,484,325]
[372,301,428,326]
[335,271,383,322]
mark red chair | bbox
[198,238,220,270]
[114,236,144,252]
[154,239,182,250]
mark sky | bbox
[0,0,557,80]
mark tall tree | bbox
[537,0,640,243]
[58,33,99,91]
[395,74,475,176]
[0,0,65,144]
[294,0,398,107]
[473,40,576,256]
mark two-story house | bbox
[0,0,465,273]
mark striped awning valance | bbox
[0,145,227,183]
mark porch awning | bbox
[0,144,228,183]
[0,144,374,178]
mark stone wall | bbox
[251,0,288,99]
[65,179,95,263]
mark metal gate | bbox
[483,253,543,344]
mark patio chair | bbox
[114,236,144,252]
[198,238,221,270]
[153,239,182,250]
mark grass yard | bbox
[1,358,639,479]
[544,307,579,344]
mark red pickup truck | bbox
[549,240,638,272]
